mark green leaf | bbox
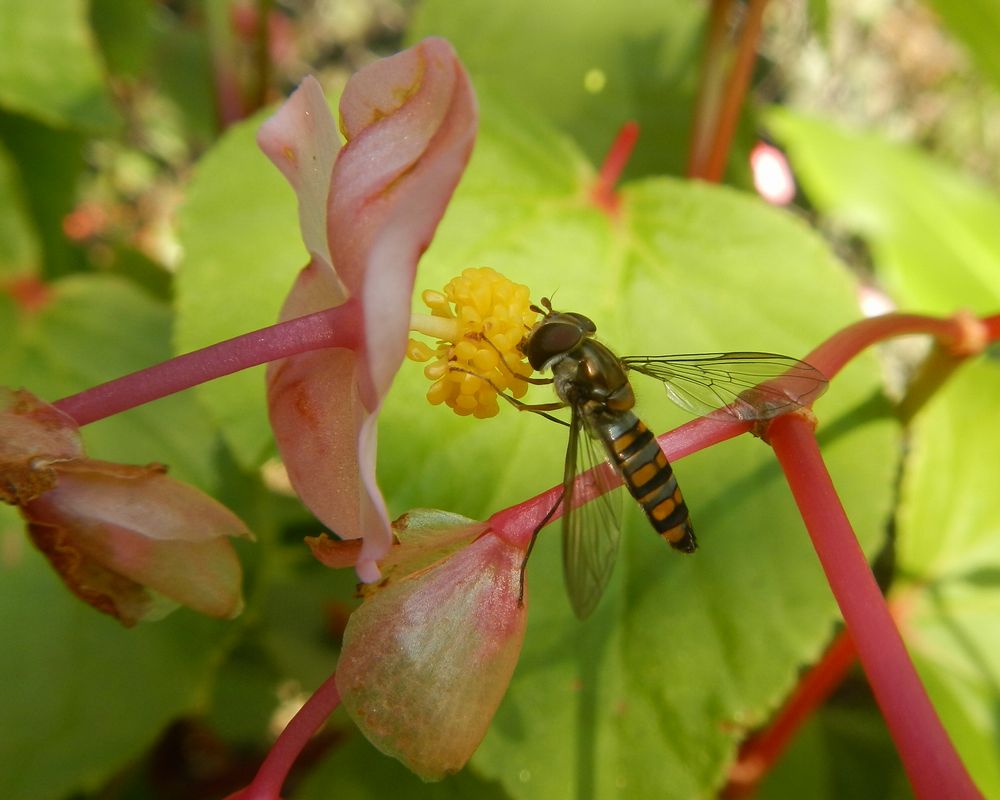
[894,359,1000,797]
[408,0,706,178]
[922,0,1000,92]
[89,0,156,80]
[0,0,118,131]
[759,703,912,800]
[1,274,220,490]
[0,112,88,278]
[0,526,231,800]
[766,109,1000,314]
[175,105,308,469]
[0,138,38,278]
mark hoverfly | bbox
[501,298,828,619]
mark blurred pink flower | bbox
[257,37,476,582]
[1,388,251,626]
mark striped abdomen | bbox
[602,413,697,553]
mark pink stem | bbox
[234,672,343,800]
[805,312,981,380]
[768,413,982,799]
[53,298,362,426]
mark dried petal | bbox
[0,387,83,504]
[23,460,251,626]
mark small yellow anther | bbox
[406,338,434,362]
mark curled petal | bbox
[263,39,477,578]
[336,529,526,779]
[0,387,84,504]
[23,460,251,626]
[256,76,343,286]
[331,37,477,402]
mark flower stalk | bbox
[53,300,362,426]
[769,412,981,799]
[688,0,769,181]
[589,120,639,214]
[229,673,342,800]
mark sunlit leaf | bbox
[408,0,706,178]
[380,91,894,796]
[766,109,1000,314]
[0,0,118,130]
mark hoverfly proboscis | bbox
[492,298,829,620]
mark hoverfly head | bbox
[524,307,597,371]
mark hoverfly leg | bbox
[517,486,566,606]
[448,364,570,426]
[476,333,552,386]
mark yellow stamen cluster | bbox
[407,267,538,418]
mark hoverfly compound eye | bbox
[526,320,586,370]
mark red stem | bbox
[231,672,343,800]
[687,0,731,177]
[723,628,857,798]
[769,413,982,799]
[805,312,981,380]
[590,121,640,214]
[702,0,768,182]
[688,0,769,181]
[53,298,362,426]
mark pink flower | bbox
[257,38,476,582]
[1,388,251,626]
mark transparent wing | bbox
[620,352,828,422]
[561,404,624,620]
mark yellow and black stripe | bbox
[606,416,697,553]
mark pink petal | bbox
[266,259,389,567]
[24,460,251,625]
[264,40,477,578]
[256,75,344,286]
[336,531,526,779]
[330,37,477,402]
